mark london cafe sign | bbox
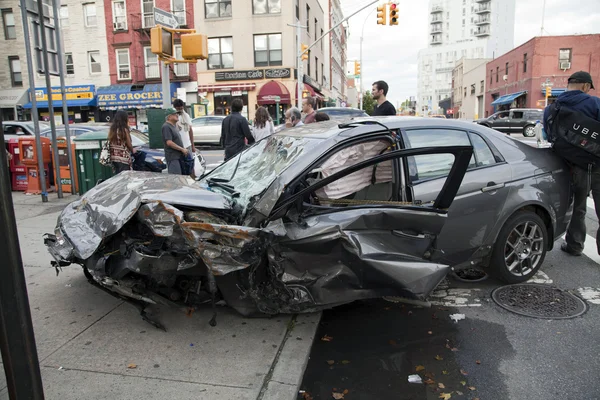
[215,68,291,81]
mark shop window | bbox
[112,1,127,30]
[65,53,74,75]
[205,0,232,18]
[2,9,16,40]
[253,33,282,67]
[172,0,186,25]
[306,5,310,35]
[83,3,97,27]
[116,48,130,80]
[142,0,155,28]
[8,56,22,87]
[87,51,101,74]
[253,0,281,14]
[208,37,233,69]
[144,47,159,78]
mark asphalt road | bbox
[298,134,600,400]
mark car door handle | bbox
[393,230,426,239]
[481,183,505,193]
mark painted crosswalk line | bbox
[577,288,600,305]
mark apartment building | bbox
[451,57,489,119]
[417,0,515,115]
[0,0,110,122]
[485,34,600,116]
[194,0,331,124]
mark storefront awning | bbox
[257,80,291,105]
[23,85,97,109]
[198,83,256,93]
[0,89,28,108]
[491,91,527,106]
[96,83,179,109]
[295,83,324,100]
[541,88,566,97]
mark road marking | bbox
[588,197,595,210]
[561,233,600,264]
[577,288,600,304]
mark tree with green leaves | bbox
[361,90,375,116]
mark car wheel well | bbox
[516,205,554,248]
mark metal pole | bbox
[296,23,303,108]
[51,0,75,195]
[37,0,62,198]
[359,8,375,111]
[161,61,170,108]
[0,117,45,400]
[540,0,546,36]
[20,0,47,202]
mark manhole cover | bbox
[491,284,587,319]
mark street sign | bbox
[262,95,281,102]
[154,7,179,29]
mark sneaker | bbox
[561,243,582,256]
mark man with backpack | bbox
[544,71,600,256]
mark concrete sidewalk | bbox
[1,192,320,400]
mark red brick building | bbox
[485,34,600,117]
[98,0,197,127]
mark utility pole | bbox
[359,7,376,111]
[540,0,546,36]
[52,0,76,194]
[162,60,170,108]
[19,0,47,202]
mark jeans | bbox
[565,164,600,254]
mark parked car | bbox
[2,121,50,142]
[44,117,571,326]
[191,115,226,145]
[40,123,110,139]
[474,108,544,137]
[316,107,369,120]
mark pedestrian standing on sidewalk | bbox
[251,106,275,141]
[162,107,188,175]
[302,96,317,124]
[284,107,304,128]
[220,99,255,161]
[173,99,196,155]
[108,110,135,174]
[544,71,600,256]
[371,80,396,116]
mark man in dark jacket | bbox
[220,99,255,161]
[544,71,600,256]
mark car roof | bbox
[318,107,365,112]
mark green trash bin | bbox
[74,131,114,195]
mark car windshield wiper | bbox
[206,178,239,197]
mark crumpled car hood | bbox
[53,171,232,260]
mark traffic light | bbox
[301,44,309,61]
[354,61,361,76]
[181,33,208,60]
[377,4,387,25]
[150,25,174,58]
[545,86,552,97]
[302,90,310,99]
[389,3,398,25]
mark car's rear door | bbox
[268,142,473,303]
[402,127,511,267]
[206,117,223,143]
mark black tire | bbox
[489,210,548,283]
[523,125,535,137]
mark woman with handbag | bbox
[107,110,135,173]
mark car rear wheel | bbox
[523,125,535,137]
[489,211,548,283]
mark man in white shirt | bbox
[173,99,196,154]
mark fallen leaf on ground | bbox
[343,390,349,395]
[442,370,449,375]
[456,390,463,396]
[460,381,466,386]
[389,339,398,346]
[127,363,137,369]
[468,386,476,391]
[439,393,452,400]
[327,360,335,365]
[332,393,344,400]
[428,331,433,334]
[416,365,425,372]
[425,372,435,379]
[424,378,435,385]
[438,383,446,389]
[476,360,481,364]
[451,347,459,352]
[341,360,351,365]
[460,369,468,376]
[301,392,314,400]
[435,355,444,361]
[321,335,333,342]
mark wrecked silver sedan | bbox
[45,119,477,327]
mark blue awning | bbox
[97,83,179,109]
[23,98,97,109]
[491,91,527,106]
[541,88,566,97]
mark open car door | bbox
[259,145,473,312]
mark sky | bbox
[343,0,600,108]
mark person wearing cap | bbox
[544,71,600,256]
[162,107,189,175]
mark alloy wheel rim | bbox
[504,221,544,276]
[525,126,534,136]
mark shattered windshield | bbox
[200,135,315,211]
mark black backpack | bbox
[547,102,600,168]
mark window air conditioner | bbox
[113,22,126,31]
[560,61,571,70]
